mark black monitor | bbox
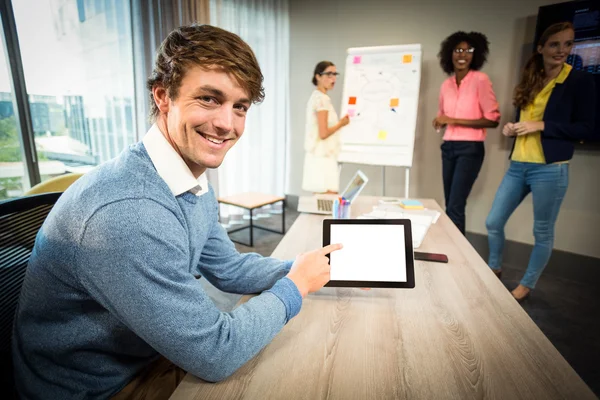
[535,1,600,144]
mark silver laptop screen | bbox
[342,173,366,202]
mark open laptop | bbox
[297,170,369,215]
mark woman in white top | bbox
[302,61,350,193]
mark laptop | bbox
[298,170,369,215]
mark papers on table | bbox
[357,205,441,248]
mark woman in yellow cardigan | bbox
[486,22,596,301]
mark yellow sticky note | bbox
[378,130,387,140]
[403,54,412,63]
[390,98,399,107]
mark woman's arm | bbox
[317,111,349,140]
[433,89,444,130]
[542,73,596,141]
[434,115,498,128]
[450,117,499,128]
[515,74,597,140]
[477,73,501,127]
[451,73,500,128]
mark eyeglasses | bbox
[454,48,475,54]
[319,72,340,77]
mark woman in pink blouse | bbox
[433,31,500,235]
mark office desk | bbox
[171,197,595,400]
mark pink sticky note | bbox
[347,109,356,117]
[353,55,362,64]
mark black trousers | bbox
[441,141,485,235]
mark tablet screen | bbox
[329,224,407,282]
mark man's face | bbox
[154,65,251,177]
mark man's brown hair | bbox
[146,24,264,120]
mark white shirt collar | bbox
[142,124,209,197]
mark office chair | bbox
[0,192,62,395]
[25,172,83,195]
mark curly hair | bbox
[146,24,264,121]
[312,61,335,86]
[513,22,574,109]
[438,31,490,75]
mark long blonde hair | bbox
[513,22,574,109]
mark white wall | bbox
[288,0,600,258]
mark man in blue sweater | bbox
[12,24,341,399]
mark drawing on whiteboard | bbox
[344,68,418,143]
[338,44,422,168]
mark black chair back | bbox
[0,192,61,393]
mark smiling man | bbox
[12,25,340,399]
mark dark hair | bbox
[312,61,335,85]
[146,24,264,121]
[438,31,490,75]
[513,22,574,109]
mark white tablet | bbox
[323,219,415,288]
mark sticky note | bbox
[403,54,413,64]
[353,55,362,64]
[400,199,424,209]
[401,199,422,206]
[348,97,357,105]
[390,98,399,107]
[347,109,356,117]
[378,130,387,140]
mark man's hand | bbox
[514,121,544,136]
[286,243,342,297]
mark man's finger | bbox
[320,243,343,255]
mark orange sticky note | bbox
[403,54,413,63]
[390,98,399,107]
[348,97,357,105]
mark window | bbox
[6,0,136,191]
[0,16,27,200]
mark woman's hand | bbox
[502,123,517,137]
[514,121,544,136]
[339,115,350,127]
[433,115,454,130]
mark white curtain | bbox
[209,0,289,211]
[131,0,216,183]
[132,0,210,138]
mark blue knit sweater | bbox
[12,143,301,399]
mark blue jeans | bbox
[485,161,569,289]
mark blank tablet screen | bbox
[323,219,415,288]
[330,224,406,282]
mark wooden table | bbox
[218,192,286,247]
[171,197,595,400]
